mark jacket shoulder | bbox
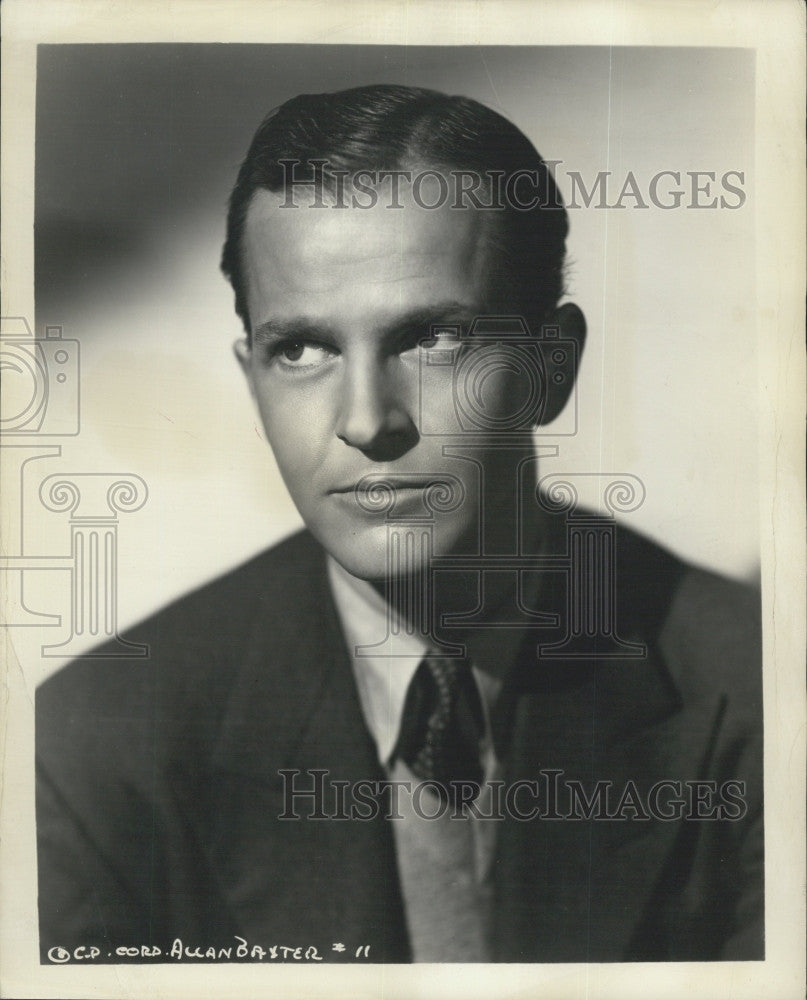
[610,519,761,707]
[614,520,759,646]
[132,528,325,641]
[36,529,325,722]
[660,560,762,708]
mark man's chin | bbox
[317,537,421,585]
[310,519,470,585]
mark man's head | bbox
[222,85,585,581]
[222,85,570,337]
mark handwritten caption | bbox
[47,937,372,963]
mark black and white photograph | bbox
[1,2,804,999]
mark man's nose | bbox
[335,363,418,459]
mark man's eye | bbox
[282,341,305,362]
[402,330,463,354]
[272,340,335,369]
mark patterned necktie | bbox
[394,654,485,805]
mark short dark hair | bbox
[221,84,568,335]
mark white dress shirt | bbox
[327,555,526,961]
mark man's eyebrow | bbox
[252,318,338,344]
[381,301,478,338]
[251,301,478,345]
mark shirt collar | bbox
[327,555,426,764]
[327,506,558,768]
[327,555,536,767]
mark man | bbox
[36,85,763,963]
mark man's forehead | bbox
[241,188,496,331]
[243,185,490,268]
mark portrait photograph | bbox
[1,2,804,999]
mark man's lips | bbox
[325,474,467,517]
[327,477,444,495]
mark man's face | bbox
[236,183,534,581]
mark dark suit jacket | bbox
[36,523,764,963]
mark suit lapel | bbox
[195,545,410,960]
[492,632,727,962]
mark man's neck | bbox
[367,484,552,635]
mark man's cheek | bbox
[259,398,308,449]
[418,374,464,437]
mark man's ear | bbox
[537,302,586,426]
[233,337,255,397]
